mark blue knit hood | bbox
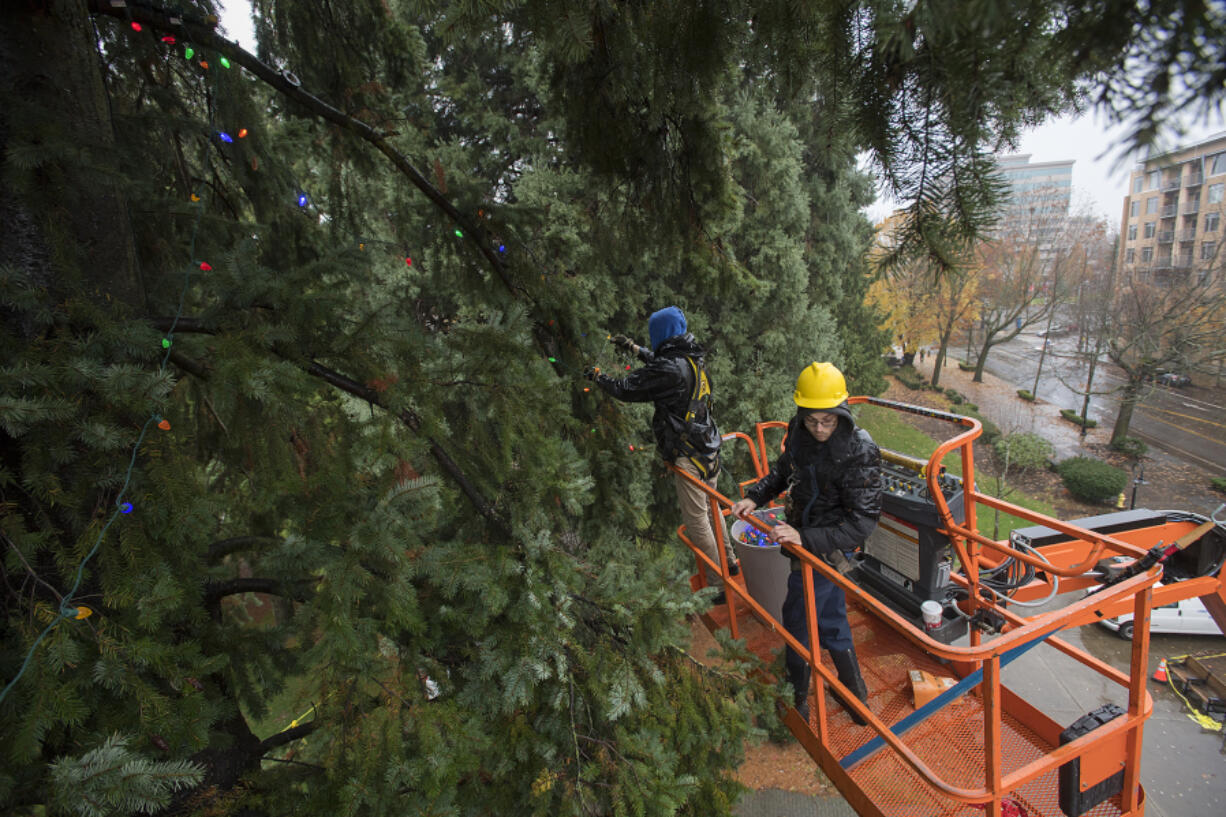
[648,306,687,352]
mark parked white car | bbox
[1093,584,1224,640]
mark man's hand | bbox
[729,498,757,520]
[610,334,636,354]
[771,522,802,547]
[582,366,600,381]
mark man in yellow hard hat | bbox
[731,362,882,724]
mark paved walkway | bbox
[735,788,858,817]
[911,353,1108,462]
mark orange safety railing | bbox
[670,397,1163,817]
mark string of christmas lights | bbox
[3,15,652,703]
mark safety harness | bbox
[675,356,718,478]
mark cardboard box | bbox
[909,669,957,708]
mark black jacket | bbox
[593,333,721,465]
[744,403,882,557]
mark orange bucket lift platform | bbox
[671,396,1226,817]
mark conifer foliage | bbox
[3,2,1221,816]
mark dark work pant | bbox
[782,566,853,692]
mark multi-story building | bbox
[1119,131,1226,283]
[993,154,1074,248]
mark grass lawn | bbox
[855,404,1059,541]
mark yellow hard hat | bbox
[793,362,848,409]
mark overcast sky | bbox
[864,109,1226,227]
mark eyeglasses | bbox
[803,414,839,431]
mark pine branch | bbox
[85,0,523,301]
[207,536,282,562]
[303,360,506,529]
[151,320,507,531]
[256,721,317,754]
[203,577,310,606]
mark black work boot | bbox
[828,648,869,726]
[789,665,811,722]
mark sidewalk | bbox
[735,788,857,816]
[910,353,1107,462]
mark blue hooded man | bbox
[586,306,739,599]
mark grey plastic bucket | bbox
[729,508,791,623]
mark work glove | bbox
[582,366,600,381]
[609,334,636,354]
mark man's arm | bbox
[743,449,792,509]
[593,359,674,403]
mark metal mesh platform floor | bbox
[703,594,1129,817]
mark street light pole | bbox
[1130,462,1147,509]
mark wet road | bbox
[984,333,1226,476]
[998,599,1225,817]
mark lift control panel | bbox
[854,453,968,642]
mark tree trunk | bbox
[973,335,993,382]
[1110,380,1143,444]
[932,333,949,388]
[0,1,143,310]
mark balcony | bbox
[1161,204,1178,218]
[1162,178,1182,191]
[1157,231,1175,243]
[1186,172,1204,186]
[1179,231,1198,242]
[1184,202,1201,215]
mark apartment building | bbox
[1120,131,1226,282]
[994,155,1074,248]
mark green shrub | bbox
[958,360,976,372]
[958,405,1001,445]
[893,367,926,390]
[1059,408,1097,428]
[1057,457,1128,503]
[1109,437,1148,459]
[1017,389,1034,401]
[994,433,1055,470]
[1211,477,1226,495]
[945,388,964,404]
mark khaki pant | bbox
[672,456,736,587]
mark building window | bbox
[1206,212,1221,232]
[1127,224,1137,240]
[1142,246,1154,262]
[1144,222,1156,238]
[1212,152,1226,176]
[1203,241,1218,260]
[1130,200,1139,218]
[1146,197,1159,214]
[1126,248,1136,263]
[1209,183,1225,204]
[1133,176,1144,193]
[1147,170,1160,189]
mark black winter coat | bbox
[593,333,721,465]
[744,403,882,557]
